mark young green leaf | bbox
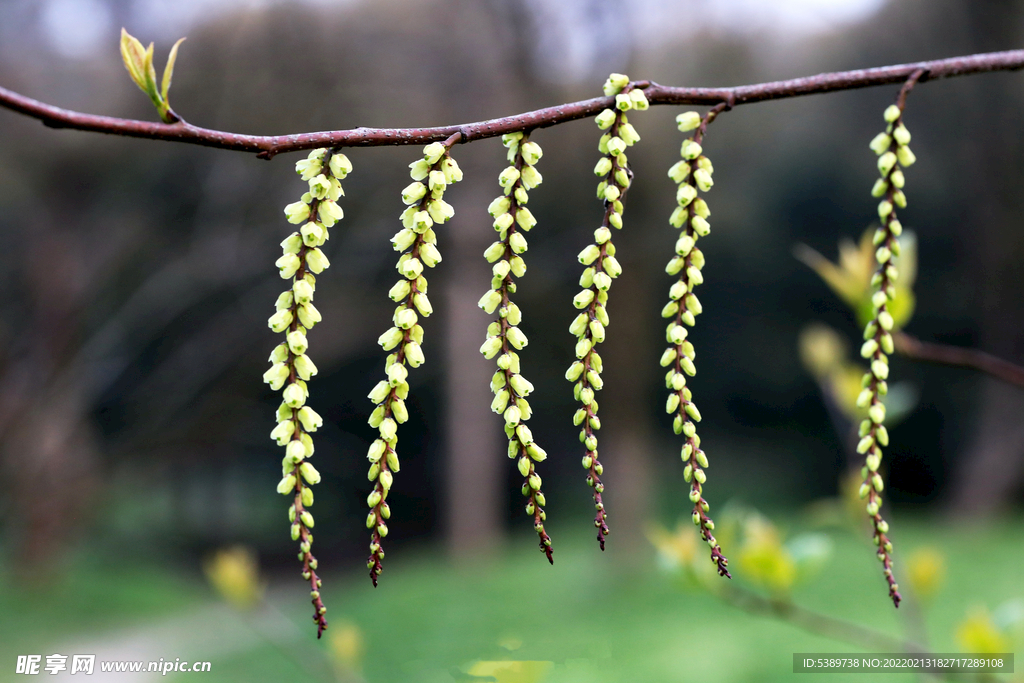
[119,28,149,94]
[142,42,157,100]
[119,28,185,123]
[160,37,186,119]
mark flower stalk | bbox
[566,74,647,549]
[857,76,922,608]
[661,106,730,578]
[479,132,552,561]
[365,141,462,585]
[265,147,352,637]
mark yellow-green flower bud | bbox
[521,141,543,165]
[268,309,294,335]
[878,310,894,331]
[277,474,297,495]
[329,153,352,179]
[479,336,502,359]
[520,165,542,189]
[283,382,305,408]
[877,151,897,175]
[595,109,617,129]
[423,142,446,164]
[696,450,709,468]
[299,461,321,485]
[693,169,713,192]
[681,139,703,160]
[276,253,301,279]
[606,137,627,156]
[618,123,640,146]
[691,216,711,237]
[296,157,322,180]
[896,145,916,167]
[287,351,314,378]
[676,183,697,207]
[484,241,506,263]
[629,88,649,110]
[284,201,311,224]
[517,455,531,477]
[401,182,427,205]
[565,361,585,381]
[302,246,328,273]
[506,326,528,349]
[294,405,321,433]
[574,289,596,309]
[869,132,892,155]
[509,232,528,254]
[676,111,701,132]
[420,243,442,268]
[318,200,343,227]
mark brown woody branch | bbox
[1,50,1023,158]
[721,584,911,652]
[895,332,1024,390]
[718,585,966,680]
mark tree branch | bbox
[895,332,1024,390]
[720,584,914,652]
[1,50,1022,158]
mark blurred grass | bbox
[1,518,1021,682]
[0,556,206,667]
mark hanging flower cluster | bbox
[857,102,916,607]
[244,64,951,636]
[266,147,352,637]
[566,73,647,549]
[365,141,463,585]
[478,132,553,561]
[661,110,730,578]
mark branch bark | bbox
[1,50,1022,158]
[717,585,960,680]
[895,332,1024,390]
[720,584,911,652]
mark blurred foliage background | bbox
[0,0,1022,681]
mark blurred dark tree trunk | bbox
[0,226,101,573]
[442,179,504,557]
[4,389,99,573]
[599,257,658,563]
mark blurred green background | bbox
[0,0,1022,680]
